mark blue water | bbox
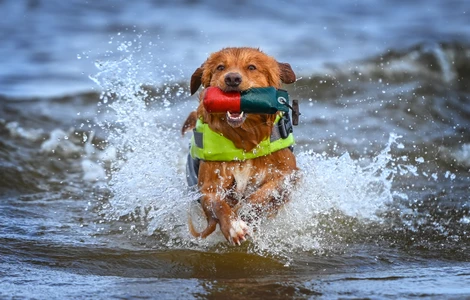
[1,0,468,97]
[1,1,470,299]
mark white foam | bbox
[5,121,44,141]
[40,128,82,155]
[450,144,470,168]
[81,159,107,182]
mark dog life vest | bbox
[190,114,295,161]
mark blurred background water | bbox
[1,0,469,97]
[1,0,470,299]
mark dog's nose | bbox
[224,72,242,87]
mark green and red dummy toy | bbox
[202,87,300,125]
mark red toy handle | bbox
[203,87,241,113]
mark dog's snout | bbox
[224,72,242,87]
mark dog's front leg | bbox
[246,174,295,217]
[198,162,250,245]
[199,192,249,245]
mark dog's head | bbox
[190,47,296,128]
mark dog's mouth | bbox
[226,111,247,128]
[223,86,241,93]
[219,84,247,127]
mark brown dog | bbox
[182,47,298,245]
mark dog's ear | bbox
[190,64,204,95]
[278,62,296,84]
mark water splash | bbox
[90,33,416,258]
[90,32,195,242]
[99,92,409,257]
[249,134,409,258]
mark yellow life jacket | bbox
[190,115,295,161]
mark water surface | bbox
[1,1,470,299]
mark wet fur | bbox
[182,47,298,245]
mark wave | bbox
[1,41,469,261]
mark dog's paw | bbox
[227,219,249,246]
[219,218,249,246]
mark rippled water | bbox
[1,1,470,299]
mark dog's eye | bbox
[217,65,225,71]
[248,65,257,71]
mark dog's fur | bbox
[182,47,298,245]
